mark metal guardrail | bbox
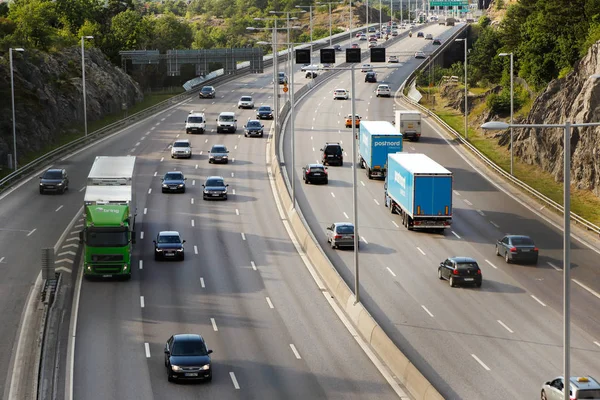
[399,33,600,236]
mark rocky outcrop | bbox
[511,42,600,196]
[0,47,143,170]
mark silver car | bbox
[326,222,356,249]
[238,96,254,109]
[208,144,229,164]
[541,376,600,400]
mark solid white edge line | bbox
[289,344,302,359]
[471,354,491,371]
[416,247,426,255]
[65,260,83,400]
[497,320,514,333]
[229,372,240,389]
[200,277,205,288]
[531,295,547,307]
[386,267,397,277]
[265,297,274,309]
[211,318,218,331]
[572,279,600,299]
[485,259,498,269]
[140,296,145,308]
[421,305,434,318]
[144,343,151,358]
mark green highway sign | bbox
[429,0,468,6]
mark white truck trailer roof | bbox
[396,110,421,116]
[88,156,136,186]
[389,153,451,175]
[360,120,398,135]
[84,186,132,205]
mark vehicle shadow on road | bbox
[323,179,352,188]
[475,279,526,294]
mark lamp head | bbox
[83,35,94,39]
[455,38,465,42]
[481,121,510,130]
[13,48,25,52]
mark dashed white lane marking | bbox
[232,189,236,195]
[66,237,78,242]
[153,172,157,177]
[290,344,302,359]
[129,147,135,153]
[421,305,434,318]
[234,145,238,150]
[331,192,335,198]
[360,181,365,186]
[485,259,498,269]
[414,247,425,255]
[192,179,196,186]
[229,372,240,389]
[236,209,240,216]
[463,199,473,206]
[266,297,274,309]
[343,212,349,219]
[531,295,547,307]
[391,221,399,228]
[144,208,147,215]
[540,205,546,211]
[139,260,143,270]
[144,343,151,358]
[361,236,368,244]
[79,186,86,192]
[191,220,195,227]
[373,198,380,205]
[190,198,194,205]
[211,318,218,331]
[497,320,514,333]
[27,228,36,237]
[312,147,315,151]
[490,221,500,228]
[476,209,485,216]
[0,257,5,263]
[160,157,164,162]
[135,142,141,147]
[194,245,198,254]
[155,122,160,126]
[140,232,144,240]
[547,262,561,271]
[148,188,152,194]
[572,279,600,300]
[195,164,198,169]
[55,205,64,212]
[140,296,145,308]
[200,277,205,288]
[453,190,461,196]
[251,261,257,271]
[386,267,397,277]
[471,354,490,371]
[231,172,235,178]
[232,158,235,163]
[594,341,600,348]
[205,139,208,143]
[451,231,461,239]
[241,233,246,241]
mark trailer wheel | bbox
[367,168,373,180]
[407,217,414,231]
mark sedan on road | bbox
[237,95,254,109]
[202,176,228,200]
[333,88,349,100]
[198,86,216,98]
[244,119,264,137]
[256,105,274,120]
[326,222,356,249]
[208,144,229,164]
[161,171,186,193]
[438,257,482,287]
[415,51,426,59]
[302,164,328,184]
[433,38,442,45]
[154,231,185,261]
[165,334,213,382]
[496,235,539,264]
[39,168,69,194]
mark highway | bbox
[283,23,600,399]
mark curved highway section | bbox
[283,23,600,399]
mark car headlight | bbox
[171,365,182,372]
[178,184,184,188]
[162,184,168,188]
[200,364,210,370]
[204,189,209,193]
[40,183,43,186]
[57,182,63,186]
[155,248,163,252]
[176,248,183,252]
[222,155,228,158]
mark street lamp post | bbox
[317,2,343,46]
[270,11,303,86]
[499,52,514,175]
[9,47,24,171]
[81,35,94,137]
[350,63,360,303]
[295,5,315,59]
[455,37,468,139]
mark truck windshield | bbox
[187,117,203,123]
[220,115,235,122]
[86,228,129,247]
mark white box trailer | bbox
[395,110,422,142]
[87,156,136,186]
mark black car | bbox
[202,176,228,200]
[165,334,213,382]
[365,71,377,83]
[432,38,442,45]
[39,168,69,194]
[302,164,328,184]
[161,171,186,193]
[417,31,424,38]
[199,86,216,98]
[306,71,318,79]
[333,44,342,51]
[256,105,274,120]
[244,119,264,137]
[154,231,185,261]
[208,144,229,164]
[438,257,482,288]
[496,235,539,264]
[320,143,343,166]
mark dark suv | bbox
[365,71,377,83]
[39,168,69,194]
[438,257,482,288]
[320,143,343,166]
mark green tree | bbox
[8,0,60,50]
[148,14,193,52]
[54,0,103,35]
[110,9,151,50]
[469,26,504,84]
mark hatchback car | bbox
[361,64,373,72]
[333,89,349,100]
[541,376,600,400]
[202,176,228,200]
[333,44,342,51]
[165,334,213,382]
[237,95,254,109]
[326,222,356,249]
[417,31,424,38]
[351,43,360,49]
[387,55,399,63]
[496,235,539,264]
[345,114,361,128]
[376,84,391,97]
[154,231,185,261]
[199,86,216,99]
[161,171,186,193]
[365,71,377,83]
[432,38,442,45]
[171,139,192,159]
[244,119,264,137]
[39,168,69,194]
[302,164,328,184]
[415,51,426,59]
[425,33,433,40]
[438,257,482,287]
[256,105,274,120]
[208,144,229,164]
[320,142,343,166]
[359,34,367,41]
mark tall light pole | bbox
[499,52,514,175]
[455,37,468,139]
[81,35,94,137]
[317,2,343,46]
[296,5,314,59]
[9,47,24,171]
[270,11,303,84]
[379,0,382,30]
[350,63,360,303]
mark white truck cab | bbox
[185,111,206,134]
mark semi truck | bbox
[358,121,403,179]
[384,153,452,231]
[394,110,422,142]
[81,156,137,279]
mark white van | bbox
[185,111,206,134]
[216,112,237,133]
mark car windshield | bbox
[457,262,478,270]
[43,170,62,179]
[86,228,129,247]
[247,121,261,127]
[241,97,252,101]
[309,166,325,172]
[511,237,534,246]
[187,116,203,123]
[211,146,227,153]
[336,225,354,234]
[577,389,600,398]
[206,179,225,187]
[173,142,189,148]
[259,106,271,112]
[158,234,181,244]
[171,340,208,357]
[164,173,183,180]
[220,115,235,122]
[201,87,212,92]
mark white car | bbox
[171,139,192,159]
[415,51,426,59]
[301,64,322,72]
[376,84,391,97]
[387,55,399,63]
[238,96,254,109]
[333,89,349,100]
[361,64,373,72]
[359,34,367,41]
[368,42,378,48]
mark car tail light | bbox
[306,170,310,175]
[452,269,459,275]
[476,269,481,275]
[533,247,539,252]
[334,235,342,239]
[510,247,517,252]
[324,170,328,174]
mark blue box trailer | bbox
[384,153,453,231]
[359,121,403,179]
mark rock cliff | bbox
[0,47,143,170]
